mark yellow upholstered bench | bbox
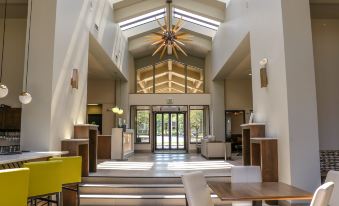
[50,156,82,206]
[0,168,30,206]
[24,160,63,205]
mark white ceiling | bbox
[114,0,225,59]
[129,28,212,59]
[226,55,251,80]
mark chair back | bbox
[182,171,214,206]
[50,156,82,185]
[0,168,30,206]
[24,160,63,197]
[310,182,334,206]
[325,170,339,206]
[231,166,262,183]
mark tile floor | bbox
[92,153,242,177]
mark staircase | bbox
[80,176,231,206]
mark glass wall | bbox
[135,108,151,143]
[136,59,204,94]
[189,106,208,143]
[136,65,154,93]
[187,65,204,93]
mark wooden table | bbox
[208,182,313,201]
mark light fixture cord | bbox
[0,0,8,82]
[25,0,33,91]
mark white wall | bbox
[249,0,320,192]
[88,79,115,104]
[21,0,57,150]
[87,78,115,135]
[206,53,225,141]
[225,79,252,110]
[129,93,211,106]
[211,0,249,78]
[0,19,26,108]
[22,0,128,150]
[312,19,339,150]
[225,79,253,122]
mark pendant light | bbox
[112,79,123,115]
[19,0,33,104]
[112,106,119,113]
[0,0,9,98]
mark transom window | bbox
[136,60,204,94]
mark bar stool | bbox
[24,160,63,206]
[0,168,30,206]
[50,156,82,206]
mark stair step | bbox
[80,194,231,206]
[80,183,184,195]
[83,176,230,184]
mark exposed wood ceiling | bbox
[136,60,204,93]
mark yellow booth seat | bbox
[24,160,63,198]
[50,156,82,184]
[0,168,30,206]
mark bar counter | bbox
[0,151,68,166]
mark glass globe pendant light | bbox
[117,108,123,115]
[112,80,124,115]
[19,0,33,104]
[0,84,8,98]
[0,0,9,99]
[19,92,32,104]
[112,106,119,113]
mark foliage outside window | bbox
[136,110,150,143]
[190,109,204,143]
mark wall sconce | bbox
[259,58,268,88]
[71,69,79,89]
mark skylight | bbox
[173,8,221,30]
[118,7,221,31]
[119,8,165,31]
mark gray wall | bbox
[312,19,339,150]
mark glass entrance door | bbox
[155,112,186,150]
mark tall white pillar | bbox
[21,0,91,151]
[206,53,225,141]
[249,0,321,192]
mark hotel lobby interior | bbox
[0,0,338,205]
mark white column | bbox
[206,53,225,141]
[249,0,320,192]
[21,0,91,151]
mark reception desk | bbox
[111,128,134,160]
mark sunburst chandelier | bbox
[147,0,192,59]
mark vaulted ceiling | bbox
[113,0,226,59]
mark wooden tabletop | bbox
[208,182,313,201]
